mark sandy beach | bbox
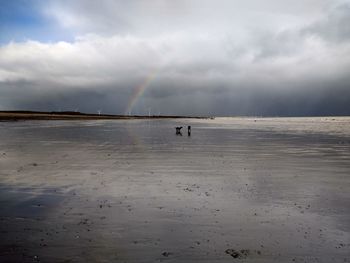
[0,117,349,262]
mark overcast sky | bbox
[1,0,350,116]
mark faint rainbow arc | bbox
[125,70,158,115]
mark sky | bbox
[0,0,350,116]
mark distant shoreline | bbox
[1,111,349,121]
[0,111,209,121]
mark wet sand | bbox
[0,117,349,262]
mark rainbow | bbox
[125,70,158,115]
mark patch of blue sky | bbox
[0,0,74,44]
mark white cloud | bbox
[1,28,349,89]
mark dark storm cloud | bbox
[0,80,133,114]
[0,0,350,116]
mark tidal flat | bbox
[0,117,349,262]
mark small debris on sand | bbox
[161,251,173,257]
[225,249,250,259]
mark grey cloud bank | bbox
[0,0,350,116]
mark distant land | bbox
[0,111,208,121]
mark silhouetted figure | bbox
[188,125,191,136]
[175,126,183,135]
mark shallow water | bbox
[0,118,349,262]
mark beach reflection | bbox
[0,118,349,262]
